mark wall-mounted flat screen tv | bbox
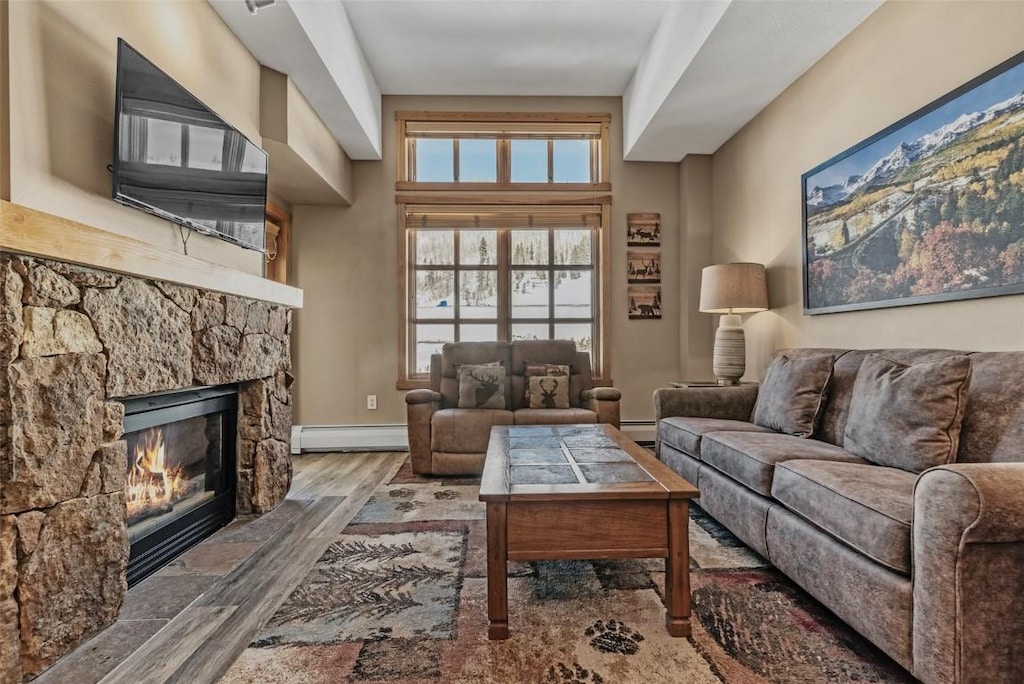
[112,39,268,252]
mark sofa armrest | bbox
[581,387,621,402]
[406,389,442,405]
[912,463,1024,684]
[582,387,621,429]
[652,385,758,422]
[405,390,441,474]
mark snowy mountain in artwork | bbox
[809,90,1024,209]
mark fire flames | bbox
[125,428,188,522]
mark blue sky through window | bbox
[511,139,547,182]
[415,138,454,181]
[553,140,590,182]
[459,139,497,181]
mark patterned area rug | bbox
[221,458,912,683]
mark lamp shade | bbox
[699,263,768,314]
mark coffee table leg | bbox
[486,502,510,640]
[665,498,692,637]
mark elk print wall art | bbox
[627,213,661,246]
[627,250,661,283]
[627,213,662,319]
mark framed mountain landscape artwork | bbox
[802,50,1024,314]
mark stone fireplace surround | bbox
[0,254,294,682]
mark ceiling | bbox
[210,0,882,162]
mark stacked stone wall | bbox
[0,256,293,682]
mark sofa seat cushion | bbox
[657,417,773,459]
[513,408,597,425]
[431,409,514,453]
[702,432,868,497]
[771,460,916,575]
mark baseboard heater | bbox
[291,421,656,453]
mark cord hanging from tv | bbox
[111,39,269,253]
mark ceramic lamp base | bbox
[713,316,745,385]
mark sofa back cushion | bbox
[767,347,1024,464]
[843,353,972,473]
[509,340,593,409]
[437,342,511,409]
[752,353,835,437]
[956,351,1024,463]
[815,348,967,447]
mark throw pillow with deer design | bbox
[523,362,570,404]
[457,365,507,409]
[528,375,570,409]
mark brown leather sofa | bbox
[405,340,621,475]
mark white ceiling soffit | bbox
[341,0,673,96]
[623,0,883,162]
[209,0,383,160]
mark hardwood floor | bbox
[34,451,407,684]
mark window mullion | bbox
[548,229,556,339]
[547,139,554,183]
[498,139,510,183]
[453,139,460,182]
[407,230,416,374]
[453,231,461,341]
[498,229,511,342]
[590,139,599,183]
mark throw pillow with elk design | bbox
[523,362,571,403]
[457,364,507,409]
[528,375,570,409]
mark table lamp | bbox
[699,263,768,385]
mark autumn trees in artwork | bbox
[807,143,1024,308]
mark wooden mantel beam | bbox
[0,200,303,308]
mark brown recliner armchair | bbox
[405,339,621,475]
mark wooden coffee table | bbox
[478,423,698,640]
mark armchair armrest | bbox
[581,387,621,402]
[406,389,442,405]
[653,385,758,422]
[582,387,621,429]
[405,390,442,474]
[912,463,1024,683]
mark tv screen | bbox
[112,39,268,252]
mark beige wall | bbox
[261,67,353,205]
[0,0,8,202]
[679,155,714,379]
[293,95,684,425]
[712,0,1024,378]
[7,0,264,274]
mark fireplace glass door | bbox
[122,385,237,586]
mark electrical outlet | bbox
[367,394,378,410]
